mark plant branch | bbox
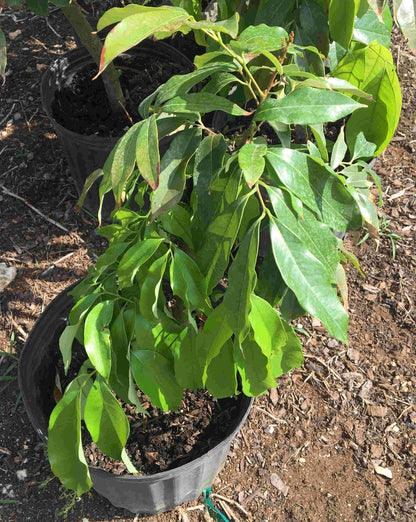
[61,1,125,114]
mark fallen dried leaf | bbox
[359,380,373,399]
[269,387,279,406]
[347,348,361,362]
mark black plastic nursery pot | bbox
[18,283,253,515]
[40,40,194,218]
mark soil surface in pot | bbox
[57,340,243,476]
[51,49,190,137]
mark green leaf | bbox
[330,125,347,170]
[48,390,92,496]
[349,131,377,161]
[255,0,295,27]
[238,143,267,187]
[59,324,78,375]
[249,295,304,378]
[193,134,227,218]
[185,13,240,38]
[256,247,287,307]
[298,0,329,55]
[269,215,348,343]
[205,339,237,398]
[95,242,130,275]
[223,219,260,343]
[202,72,240,95]
[111,122,142,207]
[170,248,212,315]
[84,301,114,379]
[309,124,329,162]
[255,87,363,125]
[197,304,233,383]
[136,115,159,190]
[131,349,183,411]
[329,0,360,49]
[99,7,190,73]
[139,252,169,322]
[266,186,340,279]
[26,0,48,16]
[394,0,416,52]
[230,24,288,54]
[353,5,392,47]
[161,93,250,116]
[160,205,194,248]
[234,336,276,397]
[333,41,402,155]
[151,128,201,220]
[196,195,248,292]
[0,27,7,80]
[266,148,361,232]
[172,326,204,390]
[117,239,163,289]
[84,378,130,460]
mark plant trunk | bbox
[61,2,125,114]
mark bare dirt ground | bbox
[0,7,415,522]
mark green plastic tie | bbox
[203,487,230,522]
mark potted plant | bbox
[19,0,403,515]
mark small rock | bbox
[327,339,339,348]
[347,348,360,362]
[13,112,22,121]
[358,380,373,399]
[374,465,392,479]
[9,29,22,40]
[16,470,27,481]
[311,317,321,327]
[270,473,289,496]
[0,263,17,292]
[367,405,389,418]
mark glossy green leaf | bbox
[48,390,92,496]
[266,148,361,232]
[353,5,392,47]
[329,0,360,49]
[249,295,304,378]
[333,41,402,155]
[196,195,248,292]
[202,72,241,95]
[26,0,48,16]
[349,131,377,161]
[84,378,130,460]
[136,115,159,190]
[139,252,169,322]
[111,122,142,207]
[84,300,114,379]
[117,239,163,289]
[185,13,240,38]
[266,186,340,280]
[298,0,329,54]
[255,87,363,125]
[95,242,130,275]
[99,7,190,73]
[196,304,233,383]
[255,0,295,27]
[394,0,416,52]
[205,340,237,398]
[234,336,276,397]
[238,143,267,187]
[256,247,287,307]
[330,125,347,170]
[309,124,328,162]
[223,219,260,343]
[160,206,193,248]
[59,324,78,375]
[131,349,182,411]
[194,51,239,69]
[161,93,250,116]
[172,326,204,390]
[170,248,212,315]
[269,215,348,343]
[151,128,201,220]
[230,24,288,54]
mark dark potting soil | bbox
[51,51,190,137]
[83,390,243,476]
